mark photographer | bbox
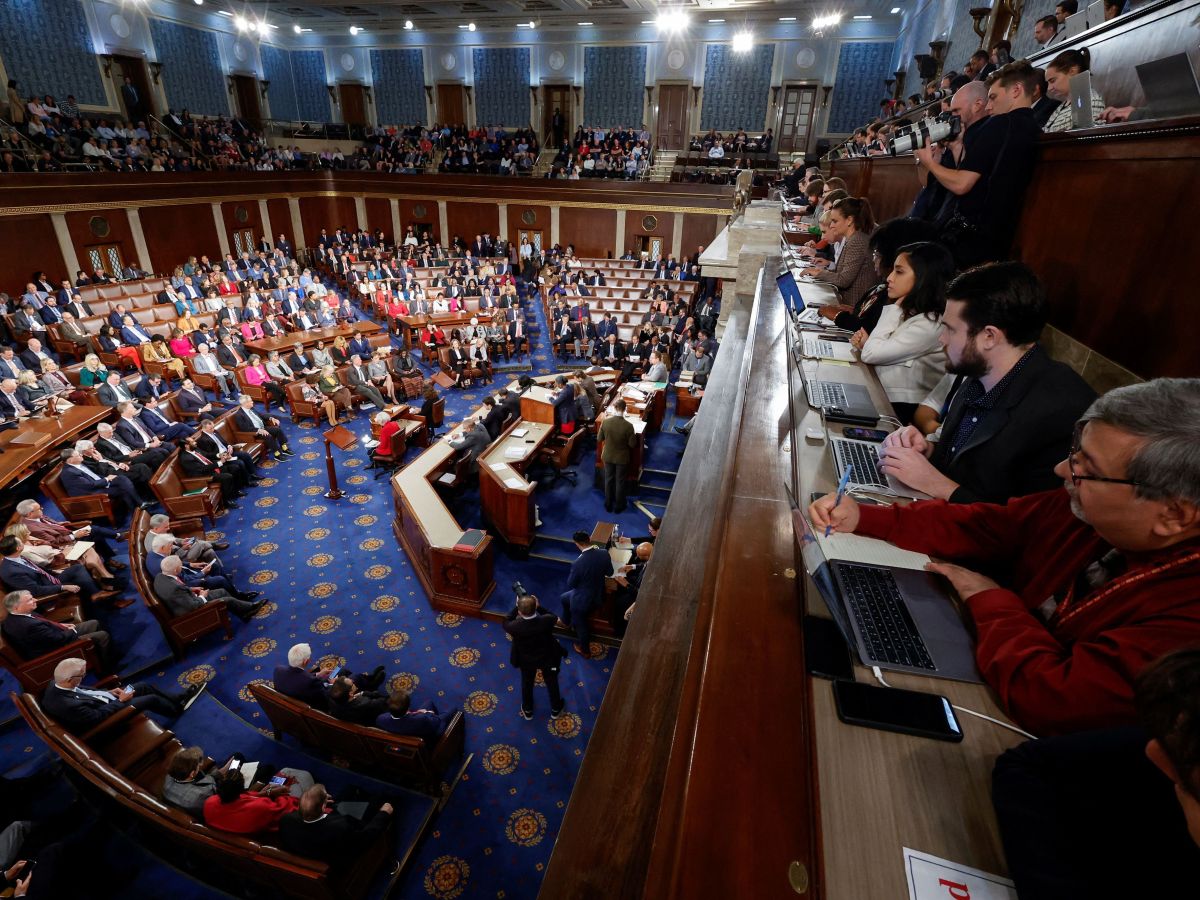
[909,81,990,223]
[503,585,567,721]
[914,61,1041,267]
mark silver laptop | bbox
[1063,9,1087,38]
[828,435,930,499]
[802,334,856,361]
[1086,0,1105,25]
[1068,70,1096,129]
[1135,53,1200,119]
[786,485,981,683]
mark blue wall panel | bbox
[472,48,531,126]
[0,0,106,107]
[261,43,298,122]
[371,48,426,126]
[583,46,647,127]
[148,19,227,117]
[291,49,329,123]
[827,41,896,133]
[700,44,775,132]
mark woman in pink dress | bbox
[243,353,287,410]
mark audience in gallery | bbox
[809,376,1200,738]
[546,124,653,180]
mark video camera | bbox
[888,111,962,155]
[512,580,530,599]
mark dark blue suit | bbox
[59,462,142,520]
[373,702,453,740]
[0,556,98,600]
[138,406,193,440]
[145,550,232,594]
[560,545,611,649]
[552,385,576,430]
[41,681,184,732]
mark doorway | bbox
[654,84,690,151]
[436,83,466,125]
[86,243,125,278]
[634,235,664,259]
[231,74,261,128]
[517,229,543,253]
[339,83,367,126]
[778,85,818,155]
[111,55,154,124]
[541,85,572,146]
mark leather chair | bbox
[0,601,103,693]
[41,463,117,524]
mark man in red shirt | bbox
[809,378,1200,736]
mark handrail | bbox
[0,116,40,157]
[148,113,213,161]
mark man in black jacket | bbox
[879,262,1095,504]
[503,591,567,720]
[2,589,114,667]
[41,657,198,732]
[278,784,393,866]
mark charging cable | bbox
[871,666,1037,741]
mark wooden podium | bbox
[519,384,558,425]
[321,425,358,499]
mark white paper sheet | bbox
[903,848,1017,900]
[814,530,931,571]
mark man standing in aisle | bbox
[598,399,636,513]
[560,531,611,658]
[503,589,567,720]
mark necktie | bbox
[75,464,102,483]
[19,557,61,585]
[192,451,211,465]
[248,410,262,428]
[132,419,152,442]
[73,686,113,703]
[37,613,72,632]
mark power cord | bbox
[870,666,1037,741]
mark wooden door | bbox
[778,85,818,154]
[339,83,367,126]
[542,85,572,145]
[655,84,690,151]
[232,74,261,127]
[518,230,543,253]
[437,83,465,126]
[112,55,155,122]
[86,243,125,278]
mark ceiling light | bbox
[854,15,872,19]
[779,17,797,22]
[732,31,753,52]
[708,18,725,23]
[404,19,414,29]
[812,13,842,30]
[891,7,901,13]
[578,21,593,25]
[529,21,536,28]
[468,22,476,31]
[349,25,361,35]
[293,23,302,34]
[193,0,204,5]
[641,20,655,24]
[216,9,231,16]
[233,15,245,30]
[656,8,689,32]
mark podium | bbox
[321,425,358,499]
[519,385,558,425]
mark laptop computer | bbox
[1063,9,1087,38]
[802,334,857,362]
[1086,0,1104,26]
[1068,70,1096,129]
[1135,53,1200,119]
[776,271,805,314]
[828,435,930,499]
[784,483,981,683]
[804,380,880,425]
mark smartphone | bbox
[842,427,890,442]
[832,680,963,742]
[327,665,341,680]
[269,775,288,786]
[803,616,853,680]
[228,758,243,772]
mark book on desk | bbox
[453,528,487,553]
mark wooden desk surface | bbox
[788,281,1025,899]
[243,321,381,355]
[478,421,552,490]
[0,406,113,490]
[393,439,463,549]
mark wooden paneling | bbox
[398,199,439,244]
[299,196,357,245]
[140,203,221,274]
[506,204,551,246]
[559,206,616,258]
[64,209,136,278]
[219,199,264,249]
[0,215,64,295]
[364,197,392,238]
[656,84,691,151]
[266,198,293,247]
[681,213,720,264]
[445,201,499,246]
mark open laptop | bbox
[1135,53,1200,119]
[1063,9,1087,38]
[801,334,856,361]
[784,483,981,683]
[1086,0,1104,26]
[804,379,880,425]
[776,271,805,315]
[827,435,930,499]
[1068,70,1096,128]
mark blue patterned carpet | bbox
[0,283,692,899]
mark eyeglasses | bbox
[1068,422,1144,488]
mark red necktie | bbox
[20,558,61,585]
[193,451,211,464]
[37,614,71,631]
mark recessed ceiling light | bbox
[708,18,725,23]
[890,6,901,12]
[468,22,476,31]
[349,25,361,35]
[656,9,689,32]
[404,20,414,29]
[732,31,753,52]
[233,15,246,30]
[854,15,872,19]
[193,0,203,6]
[779,16,797,22]
[217,9,231,16]
[578,21,593,25]
[293,24,302,34]
[812,13,842,29]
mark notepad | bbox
[504,447,525,459]
[511,428,528,437]
[814,529,931,571]
[64,541,94,561]
[503,477,524,488]
[489,462,507,471]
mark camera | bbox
[888,112,962,155]
[512,580,529,598]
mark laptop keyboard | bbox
[809,381,848,408]
[837,565,935,670]
[831,438,888,489]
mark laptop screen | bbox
[1136,54,1200,118]
[776,272,805,314]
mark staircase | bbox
[648,150,677,182]
[530,147,559,177]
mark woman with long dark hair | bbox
[856,241,955,423]
[802,197,878,305]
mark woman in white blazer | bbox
[855,241,955,424]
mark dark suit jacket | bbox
[503,606,566,668]
[373,706,450,740]
[97,382,136,407]
[273,665,330,711]
[19,349,56,369]
[1,613,77,657]
[216,344,246,367]
[278,808,392,864]
[153,573,206,616]
[175,389,212,415]
[552,385,576,427]
[328,691,387,726]
[566,546,610,608]
[481,404,509,440]
[115,418,159,449]
[929,348,1096,505]
[178,450,225,479]
[40,683,126,731]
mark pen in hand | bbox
[825,464,854,538]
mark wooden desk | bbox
[395,310,495,350]
[477,420,553,548]
[674,383,703,419]
[0,406,113,491]
[243,321,382,356]
[518,384,559,425]
[593,413,647,485]
[391,436,495,613]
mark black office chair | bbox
[537,427,583,485]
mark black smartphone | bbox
[803,616,853,680]
[832,680,963,742]
[842,427,890,442]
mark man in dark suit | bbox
[559,531,611,657]
[447,418,492,473]
[95,421,170,471]
[277,235,294,259]
[278,784,393,866]
[0,536,112,606]
[178,432,245,506]
[120,76,143,121]
[196,418,258,483]
[58,446,150,521]
[503,591,566,719]
[97,372,137,407]
[175,378,222,421]
[879,262,1096,505]
[138,396,194,440]
[58,311,97,353]
[374,689,455,739]
[598,399,637,513]
[498,387,521,424]
[480,396,509,440]
[273,642,385,712]
[325,676,388,725]
[115,400,176,451]
[153,554,263,621]
[2,589,114,667]
[551,375,576,432]
[41,656,196,733]
[18,338,56,370]
[235,395,291,459]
